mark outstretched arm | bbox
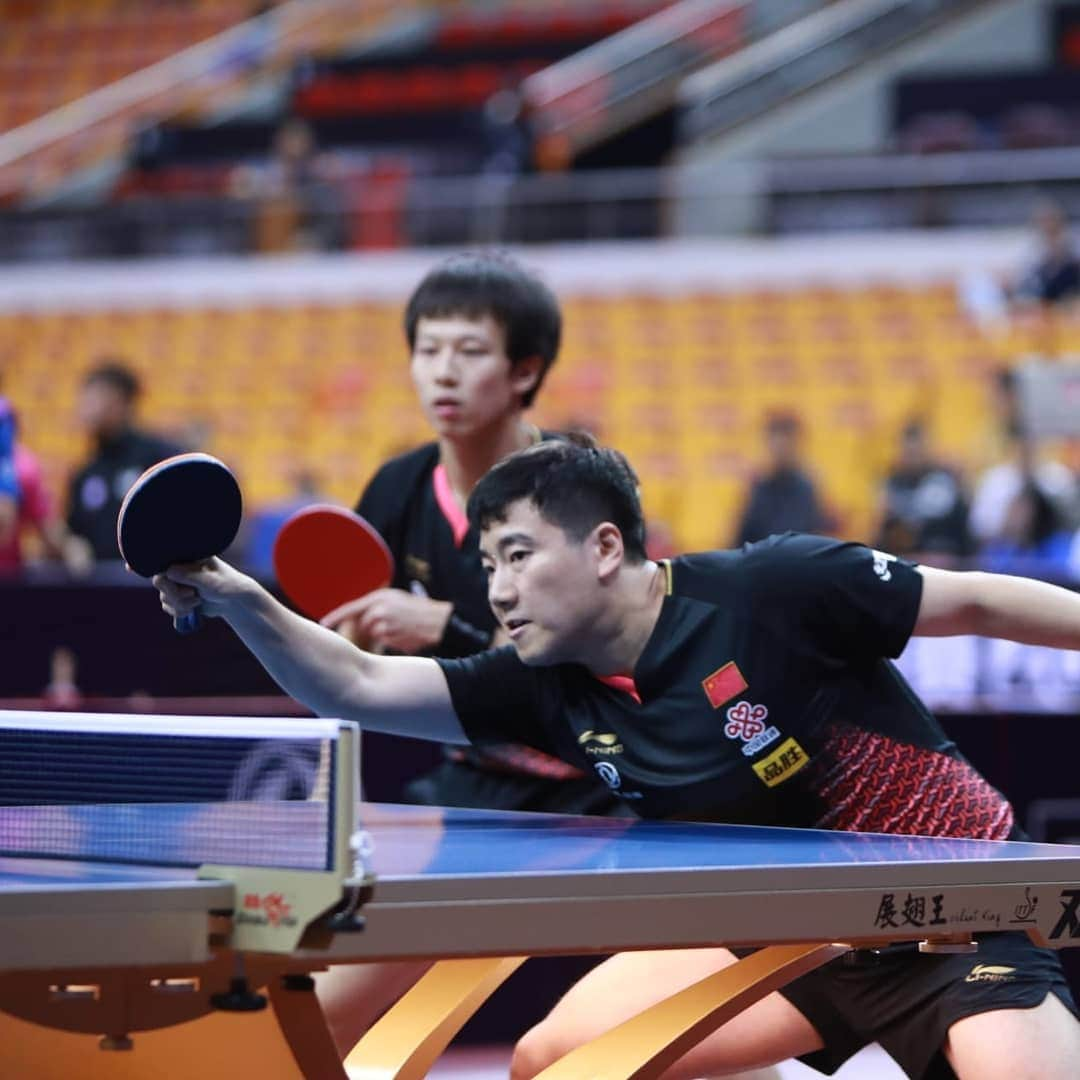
[915,565,1080,649]
[155,559,468,744]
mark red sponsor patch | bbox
[702,661,747,709]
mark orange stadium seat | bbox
[9,279,1074,549]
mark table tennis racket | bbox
[272,504,394,624]
[117,452,243,635]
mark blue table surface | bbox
[4,803,1080,893]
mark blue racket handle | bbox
[174,608,203,635]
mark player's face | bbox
[410,315,536,438]
[480,499,605,666]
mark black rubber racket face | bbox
[117,453,243,577]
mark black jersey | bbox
[357,442,493,658]
[357,439,582,781]
[437,533,1015,839]
[66,428,184,560]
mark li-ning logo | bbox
[578,731,624,756]
[871,550,896,582]
[965,964,1016,984]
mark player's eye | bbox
[509,549,529,564]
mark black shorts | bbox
[403,757,631,817]
[774,931,1078,1079]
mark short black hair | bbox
[468,432,648,562]
[404,251,561,407]
[84,360,140,402]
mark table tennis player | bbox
[333,253,623,819]
[314,251,633,1062]
[155,434,1080,1079]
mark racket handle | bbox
[173,609,203,635]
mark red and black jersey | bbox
[357,438,582,781]
[437,533,1015,839]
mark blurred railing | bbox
[522,0,755,159]
[6,144,1080,261]
[0,0,404,206]
[679,0,989,144]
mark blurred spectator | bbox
[0,397,92,576]
[42,646,83,710]
[874,420,972,563]
[231,118,344,252]
[733,413,829,546]
[1009,199,1080,309]
[0,396,18,550]
[980,481,1080,582]
[481,88,533,176]
[66,362,184,562]
[962,202,1080,325]
[970,431,1079,549]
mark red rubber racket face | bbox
[272,504,394,621]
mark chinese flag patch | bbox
[702,661,748,709]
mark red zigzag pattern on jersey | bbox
[807,724,1014,839]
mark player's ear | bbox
[593,522,624,580]
[510,356,542,399]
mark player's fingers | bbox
[354,605,393,641]
[319,595,374,629]
[152,572,199,605]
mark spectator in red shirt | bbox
[0,399,91,576]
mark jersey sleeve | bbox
[435,646,560,755]
[741,533,923,665]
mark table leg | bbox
[268,972,350,1080]
[345,956,528,1080]
[535,942,849,1080]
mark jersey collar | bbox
[432,463,470,548]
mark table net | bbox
[0,711,348,872]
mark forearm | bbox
[968,571,1080,649]
[223,579,466,743]
[225,579,376,717]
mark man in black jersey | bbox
[333,252,620,818]
[313,253,624,1057]
[67,361,184,562]
[155,435,1080,1079]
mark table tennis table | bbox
[5,805,1080,1079]
[5,708,1080,1080]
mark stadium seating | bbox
[0,0,249,133]
[9,278,1077,551]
